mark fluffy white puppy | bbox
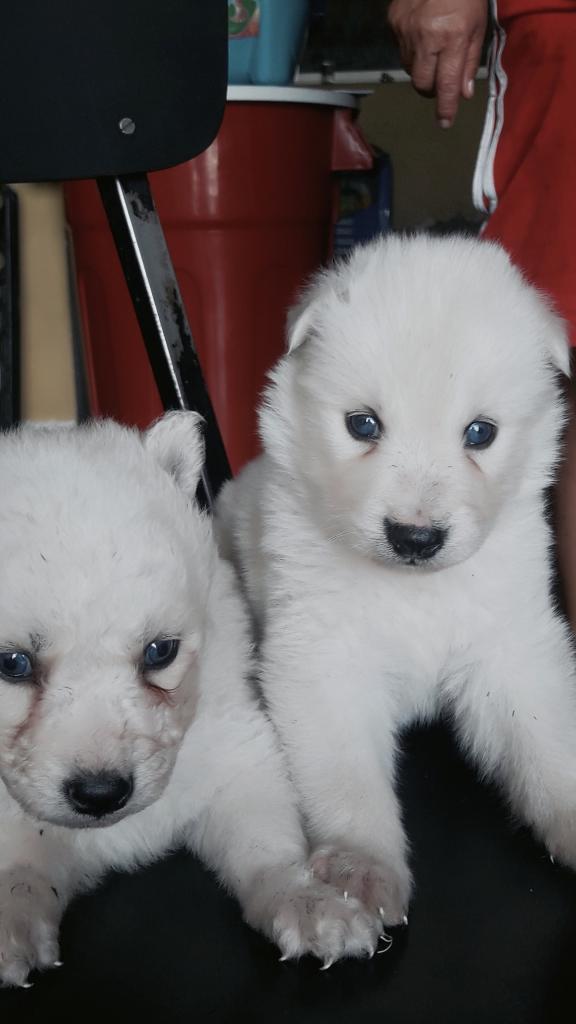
[217,234,576,928]
[0,413,382,988]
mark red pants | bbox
[474,0,576,343]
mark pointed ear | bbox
[545,311,571,377]
[286,297,319,354]
[523,278,571,377]
[144,411,205,497]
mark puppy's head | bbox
[260,235,569,570]
[0,412,212,827]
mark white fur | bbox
[217,234,576,926]
[0,413,382,988]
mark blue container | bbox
[333,155,394,258]
[228,1,309,85]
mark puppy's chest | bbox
[359,569,495,687]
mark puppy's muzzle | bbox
[384,519,447,562]
[63,770,134,819]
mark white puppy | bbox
[217,234,576,928]
[0,413,382,988]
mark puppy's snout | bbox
[63,770,134,818]
[385,519,447,561]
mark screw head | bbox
[119,117,136,135]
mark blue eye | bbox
[346,411,382,442]
[0,651,34,683]
[143,638,180,671]
[463,420,497,449]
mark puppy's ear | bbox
[287,265,348,353]
[286,297,317,354]
[144,411,205,496]
[544,312,571,377]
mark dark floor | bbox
[2,722,575,1023]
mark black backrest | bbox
[0,0,227,181]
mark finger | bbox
[410,50,439,95]
[435,43,468,126]
[397,35,415,74]
[461,35,484,98]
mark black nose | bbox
[384,519,447,561]
[64,771,134,818]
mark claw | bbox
[402,914,409,926]
[343,890,348,902]
[278,954,289,963]
[377,931,393,955]
[320,959,334,971]
[21,982,34,990]
[378,906,386,919]
[549,855,555,865]
[53,960,64,968]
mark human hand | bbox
[388,0,488,127]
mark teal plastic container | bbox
[228,1,309,85]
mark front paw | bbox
[0,867,62,988]
[310,846,411,926]
[242,867,382,964]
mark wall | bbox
[358,79,488,230]
[13,183,76,421]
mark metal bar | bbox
[0,185,20,428]
[97,173,231,509]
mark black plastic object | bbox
[0,0,227,182]
[0,186,19,428]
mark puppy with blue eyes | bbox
[0,413,384,988]
[217,234,576,926]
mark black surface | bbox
[0,0,227,181]
[2,723,574,1022]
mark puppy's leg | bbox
[187,708,383,964]
[448,617,576,866]
[0,798,183,987]
[0,814,81,988]
[258,640,412,928]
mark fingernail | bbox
[467,78,475,97]
[439,118,451,129]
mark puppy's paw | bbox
[310,846,411,926]
[0,867,61,988]
[242,867,381,964]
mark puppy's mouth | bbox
[393,552,443,570]
[13,793,146,831]
[49,804,137,830]
[6,773,167,831]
